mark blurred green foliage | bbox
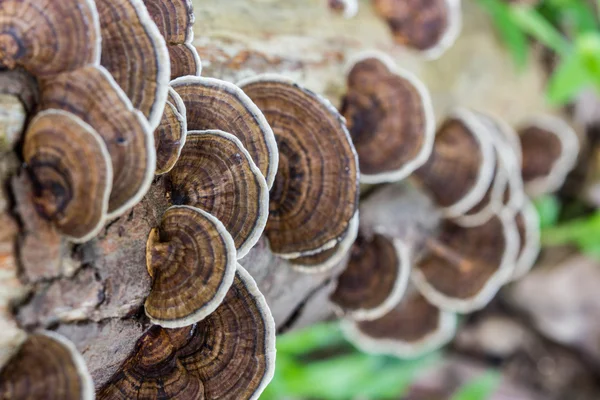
[479,0,600,105]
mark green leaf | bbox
[477,0,529,68]
[276,322,345,356]
[450,371,501,400]
[510,5,571,55]
[546,52,591,105]
[534,195,561,228]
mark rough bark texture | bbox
[0,0,560,392]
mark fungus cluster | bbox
[326,51,578,357]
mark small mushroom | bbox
[371,0,462,59]
[328,0,359,18]
[329,232,411,321]
[145,205,237,328]
[100,266,276,400]
[412,212,519,312]
[289,212,359,272]
[510,199,541,281]
[413,108,496,218]
[0,331,94,400]
[144,0,202,78]
[171,76,278,189]
[96,0,170,129]
[154,97,187,175]
[342,285,457,358]
[0,0,101,76]
[22,109,112,242]
[165,130,269,259]
[239,74,360,259]
[40,65,156,218]
[341,52,435,183]
[518,114,579,197]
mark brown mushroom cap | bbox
[100,266,276,400]
[412,212,519,312]
[289,212,359,272]
[143,0,201,79]
[372,0,462,59]
[167,87,186,116]
[413,108,496,218]
[96,0,170,129]
[342,285,457,358]
[0,331,94,400]
[518,115,579,197]
[22,110,112,243]
[510,199,540,281]
[154,100,187,175]
[40,65,156,218]
[145,205,237,328]
[239,74,360,258]
[171,76,278,189]
[330,232,410,321]
[341,52,435,183]
[165,130,269,259]
[0,0,101,76]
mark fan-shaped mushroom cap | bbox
[167,87,186,116]
[342,285,457,358]
[510,199,540,281]
[330,233,411,321]
[239,74,360,258]
[154,100,187,174]
[328,0,359,18]
[165,130,269,259]
[145,205,237,328]
[96,0,170,129]
[341,52,435,183]
[372,0,462,59]
[412,212,519,313]
[100,266,276,400]
[0,0,101,76]
[22,110,112,243]
[144,0,201,78]
[0,331,94,400]
[289,212,359,273]
[518,115,579,197]
[40,65,155,218]
[413,108,496,218]
[171,76,278,189]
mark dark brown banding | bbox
[341,54,434,182]
[22,110,111,242]
[39,65,155,218]
[96,0,170,128]
[343,286,456,357]
[145,205,236,328]
[155,101,187,174]
[172,76,278,188]
[372,0,460,57]
[0,0,100,77]
[0,331,93,400]
[330,232,409,320]
[239,75,359,258]
[165,130,268,259]
[168,44,202,79]
[413,213,519,312]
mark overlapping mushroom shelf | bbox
[324,51,578,358]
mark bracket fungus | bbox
[518,115,580,197]
[144,0,202,79]
[171,76,278,189]
[413,109,496,219]
[0,331,94,400]
[510,199,541,281]
[165,130,269,259]
[40,65,156,218]
[371,0,462,59]
[341,52,435,183]
[145,205,237,328]
[239,74,360,259]
[412,213,519,313]
[342,285,457,358]
[22,110,112,243]
[154,93,187,175]
[96,0,170,129]
[100,266,276,400]
[330,232,411,321]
